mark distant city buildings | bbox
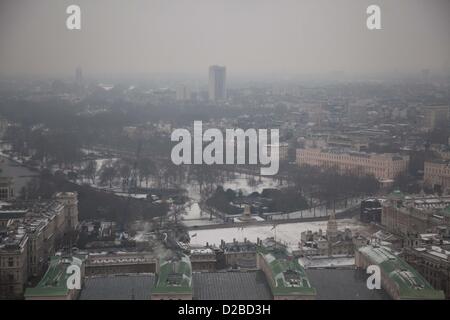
[176,85,191,101]
[296,148,409,181]
[208,65,227,101]
[266,143,289,162]
[302,133,369,152]
[424,160,450,194]
[381,191,450,236]
[423,105,449,131]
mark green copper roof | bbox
[24,256,83,298]
[358,245,445,300]
[259,249,316,296]
[389,189,405,199]
[153,255,192,294]
[440,206,450,217]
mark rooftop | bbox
[259,247,316,296]
[0,224,28,252]
[25,255,85,298]
[358,245,445,299]
[79,274,155,300]
[153,255,192,294]
[193,271,272,300]
[306,268,390,300]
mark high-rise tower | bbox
[208,65,226,101]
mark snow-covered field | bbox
[114,192,148,199]
[221,176,284,194]
[299,256,355,268]
[188,218,366,250]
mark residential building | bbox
[220,238,257,269]
[424,160,450,194]
[0,226,28,299]
[403,245,450,299]
[423,105,449,131]
[296,148,409,181]
[0,192,79,298]
[189,248,216,272]
[381,191,450,235]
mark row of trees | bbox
[4,126,83,168]
[18,170,169,229]
[206,185,309,215]
[289,165,380,203]
[78,157,189,191]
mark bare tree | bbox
[83,160,97,185]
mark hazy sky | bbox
[0,0,449,77]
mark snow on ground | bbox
[183,202,203,220]
[188,218,366,250]
[221,175,284,195]
[184,174,283,201]
[233,216,265,223]
[114,192,148,199]
[298,256,355,268]
[180,202,223,227]
[182,219,223,227]
[94,158,119,170]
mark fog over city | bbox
[1,0,450,306]
[0,0,449,78]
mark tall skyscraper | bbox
[75,66,83,85]
[208,65,226,101]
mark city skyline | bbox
[1,0,450,306]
